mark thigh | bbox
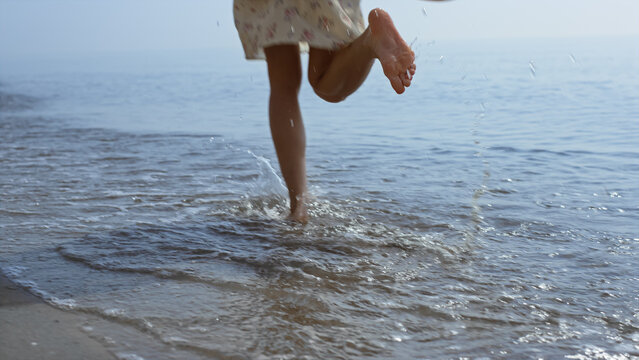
[264,45,303,91]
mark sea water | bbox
[1,37,638,359]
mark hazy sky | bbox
[0,0,638,56]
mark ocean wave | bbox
[0,90,39,111]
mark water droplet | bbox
[422,8,428,16]
[528,60,536,78]
[569,53,577,64]
[409,70,415,81]
[217,21,220,27]
[374,10,378,17]
[290,119,294,127]
[438,55,444,64]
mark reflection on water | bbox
[1,38,638,359]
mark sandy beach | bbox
[0,271,115,360]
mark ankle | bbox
[289,191,306,211]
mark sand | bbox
[0,271,116,360]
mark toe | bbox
[406,67,414,80]
[401,72,412,87]
[390,75,405,94]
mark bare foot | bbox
[288,194,308,223]
[368,8,416,94]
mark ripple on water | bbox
[2,54,639,360]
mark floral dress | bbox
[233,0,365,60]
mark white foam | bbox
[566,345,632,360]
[2,265,27,277]
[115,353,146,360]
[1,266,78,310]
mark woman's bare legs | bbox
[309,8,416,102]
[264,45,308,222]
[264,9,414,222]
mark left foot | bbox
[368,8,416,94]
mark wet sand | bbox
[0,271,115,360]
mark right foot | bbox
[288,206,308,224]
[288,194,308,223]
[368,8,416,94]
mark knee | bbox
[308,70,345,103]
[312,86,347,103]
[271,69,302,96]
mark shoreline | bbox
[0,271,116,360]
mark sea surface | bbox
[1,37,638,359]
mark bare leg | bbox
[309,8,416,102]
[264,45,308,222]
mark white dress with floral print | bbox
[233,0,365,60]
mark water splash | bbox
[245,149,287,197]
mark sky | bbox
[0,0,638,56]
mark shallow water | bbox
[1,38,638,359]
